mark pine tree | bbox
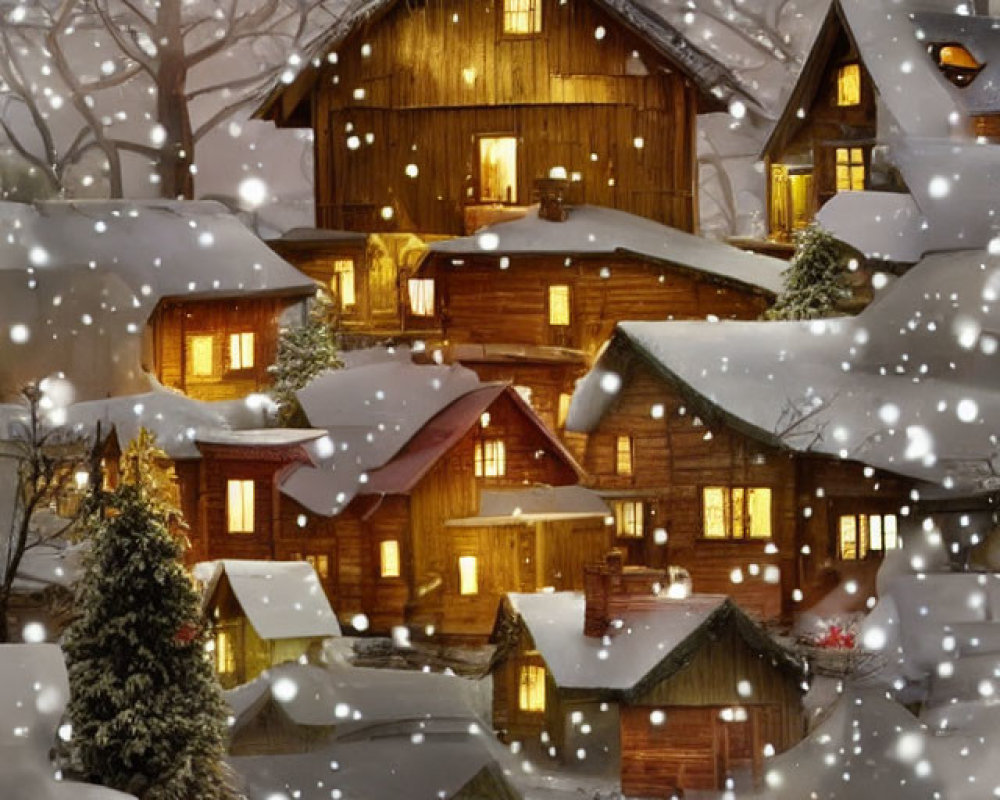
[63,431,235,800]
[268,290,343,426]
[766,224,851,320]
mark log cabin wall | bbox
[578,355,795,619]
[460,361,583,433]
[150,296,298,402]
[312,0,700,235]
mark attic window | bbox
[229,332,255,370]
[836,63,861,106]
[503,0,541,35]
[616,435,633,476]
[332,259,356,309]
[518,665,546,712]
[703,487,771,540]
[475,439,507,478]
[838,513,899,560]
[188,335,214,377]
[226,479,255,534]
[929,43,984,87]
[408,278,435,316]
[479,137,518,203]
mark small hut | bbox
[200,559,341,688]
[491,552,805,797]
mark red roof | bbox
[363,384,580,495]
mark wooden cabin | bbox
[178,355,615,640]
[564,328,919,620]
[200,559,341,689]
[490,552,805,797]
[419,202,782,430]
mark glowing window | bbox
[474,439,507,477]
[226,479,255,534]
[228,332,255,370]
[503,0,541,34]
[548,285,570,326]
[837,63,861,106]
[306,554,330,580]
[216,629,236,675]
[939,45,980,70]
[459,555,479,595]
[332,259,355,308]
[380,540,401,578]
[839,513,899,560]
[407,278,435,317]
[479,137,518,203]
[835,148,865,192]
[614,500,644,538]
[518,665,546,712]
[616,436,633,476]
[702,487,772,539]
[514,385,533,407]
[557,393,572,428]
[188,335,214,377]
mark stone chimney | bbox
[534,175,569,222]
[583,550,667,637]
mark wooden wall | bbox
[150,296,297,402]
[465,361,583,434]
[312,0,700,234]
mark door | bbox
[770,164,815,240]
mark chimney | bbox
[583,551,666,637]
[535,173,569,222]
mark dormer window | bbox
[929,43,983,87]
[836,63,861,106]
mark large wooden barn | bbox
[176,351,614,640]
[563,326,919,620]
[490,552,805,797]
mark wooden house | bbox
[419,202,783,430]
[199,559,341,689]
[563,326,919,620]
[255,0,752,341]
[763,1,1000,242]
[178,350,615,640]
[490,552,805,796]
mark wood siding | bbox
[312,0,699,234]
[150,296,298,402]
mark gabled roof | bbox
[502,591,800,699]
[426,205,785,295]
[253,0,754,124]
[201,559,341,640]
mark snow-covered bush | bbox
[766,225,851,320]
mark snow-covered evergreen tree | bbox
[269,291,343,426]
[766,224,851,320]
[63,431,235,800]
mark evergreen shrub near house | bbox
[269,290,343,425]
[766,224,851,320]
[63,432,235,800]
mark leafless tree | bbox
[0,384,97,642]
[0,0,342,199]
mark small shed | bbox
[491,552,805,797]
[200,560,341,688]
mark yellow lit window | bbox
[459,555,479,595]
[332,259,356,308]
[474,439,507,477]
[226,479,255,534]
[229,332,254,370]
[614,500,644,538]
[616,436,633,476]
[702,487,772,539]
[408,278,435,316]
[380,540,401,578]
[837,63,861,106]
[939,45,979,70]
[557,393,572,428]
[548,284,570,326]
[216,629,236,675]
[518,664,546,712]
[839,513,899,560]
[479,137,518,203]
[835,148,865,192]
[305,554,330,580]
[188,335,214,377]
[503,0,541,34]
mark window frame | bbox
[474,438,507,478]
[332,258,356,310]
[548,284,571,327]
[701,486,773,541]
[380,540,401,578]
[836,62,861,107]
[518,663,546,713]
[407,278,435,317]
[458,555,479,596]
[228,331,255,371]
[613,499,645,539]
[187,334,216,379]
[477,135,519,204]
[616,435,634,477]
[837,511,900,561]
[834,146,867,193]
[226,479,255,534]
[500,0,542,37]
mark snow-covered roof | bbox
[447,486,610,527]
[0,199,313,401]
[194,428,326,449]
[569,246,1000,495]
[507,591,731,692]
[203,560,341,641]
[427,205,785,295]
